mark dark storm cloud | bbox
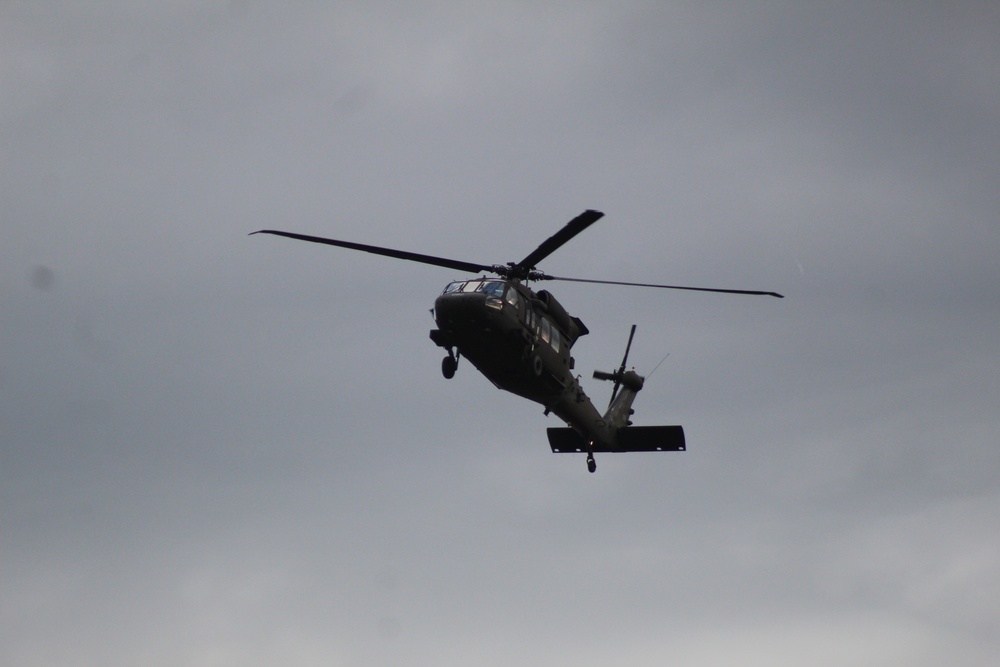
[3,3,999,666]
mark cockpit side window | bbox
[505,286,520,307]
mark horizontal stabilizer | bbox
[548,425,685,453]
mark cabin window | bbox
[479,281,505,297]
[551,327,561,353]
[540,317,551,344]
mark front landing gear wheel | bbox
[587,455,596,473]
[442,355,457,379]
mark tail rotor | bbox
[593,324,637,406]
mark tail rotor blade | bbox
[618,324,637,375]
[609,324,637,406]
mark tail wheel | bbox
[442,355,457,379]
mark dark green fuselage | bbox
[430,277,613,445]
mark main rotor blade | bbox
[250,230,492,275]
[543,275,784,298]
[513,209,604,272]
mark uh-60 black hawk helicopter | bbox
[252,210,782,473]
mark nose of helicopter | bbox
[434,290,490,325]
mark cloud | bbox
[3,3,999,666]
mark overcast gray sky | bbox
[3,2,999,665]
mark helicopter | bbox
[252,210,782,473]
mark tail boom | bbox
[549,324,685,471]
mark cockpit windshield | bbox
[443,279,507,296]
